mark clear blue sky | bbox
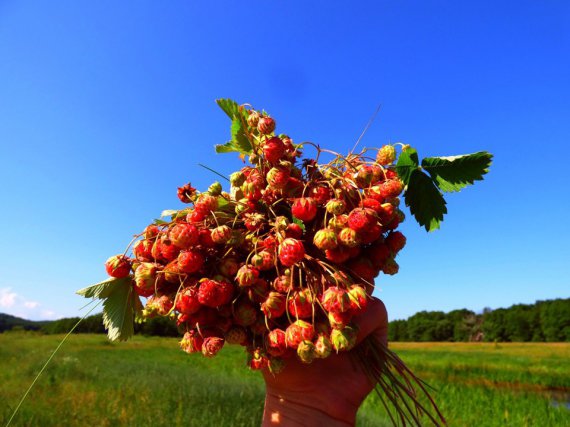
[0,1,568,321]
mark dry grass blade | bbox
[353,336,447,426]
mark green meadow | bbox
[1,333,568,426]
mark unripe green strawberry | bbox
[326,198,346,215]
[331,326,358,352]
[251,250,275,271]
[328,310,352,330]
[313,228,338,251]
[376,145,396,165]
[208,181,223,196]
[230,171,246,187]
[144,294,174,317]
[211,225,232,244]
[134,263,158,297]
[338,228,361,247]
[328,214,348,231]
[297,340,316,364]
[314,334,332,359]
[268,357,286,375]
[247,110,260,128]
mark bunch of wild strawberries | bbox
[103,108,407,373]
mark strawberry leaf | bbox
[421,151,492,193]
[215,99,253,155]
[395,148,419,186]
[102,278,139,342]
[216,98,241,120]
[404,169,448,232]
[76,277,130,299]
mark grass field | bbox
[1,333,568,426]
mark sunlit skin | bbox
[262,298,388,426]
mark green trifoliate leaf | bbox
[102,278,139,342]
[395,148,419,186]
[404,169,448,232]
[230,116,253,154]
[76,276,131,299]
[292,217,306,232]
[216,98,241,120]
[421,151,493,193]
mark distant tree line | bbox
[2,298,569,342]
[389,298,570,342]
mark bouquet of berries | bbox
[78,99,491,425]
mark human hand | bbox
[261,298,388,427]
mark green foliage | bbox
[215,99,253,155]
[390,298,570,342]
[405,169,447,232]
[421,152,493,193]
[77,277,141,342]
[395,147,491,231]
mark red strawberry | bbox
[258,117,276,135]
[266,167,290,189]
[198,228,216,248]
[386,231,407,254]
[180,330,204,354]
[219,258,239,277]
[177,183,197,203]
[321,287,351,314]
[291,198,318,222]
[325,246,351,264]
[266,328,287,356]
[246,278,269,303]
[358,223,383,244]
[134,263,158,297]
[285,223,303,239]
[285,320,315,349]
[144,294,174,317]
[348,208,378,233]
[202,336,225,358]
[261,292,287,319]
[310,186,332,205]
[105,255,132,278]
[133,239,153,262]
[177,250,204,274]
[195,194,218,215]
[169,223,199,249]
[143,225,159,240]
[380,179,404,199]
[236,265,259,287]
[175,287,201,315]
[248,348,269,370]
[348,285,368,313]
[287,290,313,319]
[263,137,286,164]
[278,238,305,267]
[326,199,346,215]
[338,228,360,247]
[197,279,227,307]
[382,257,400,275]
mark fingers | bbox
[354,297,388,347]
